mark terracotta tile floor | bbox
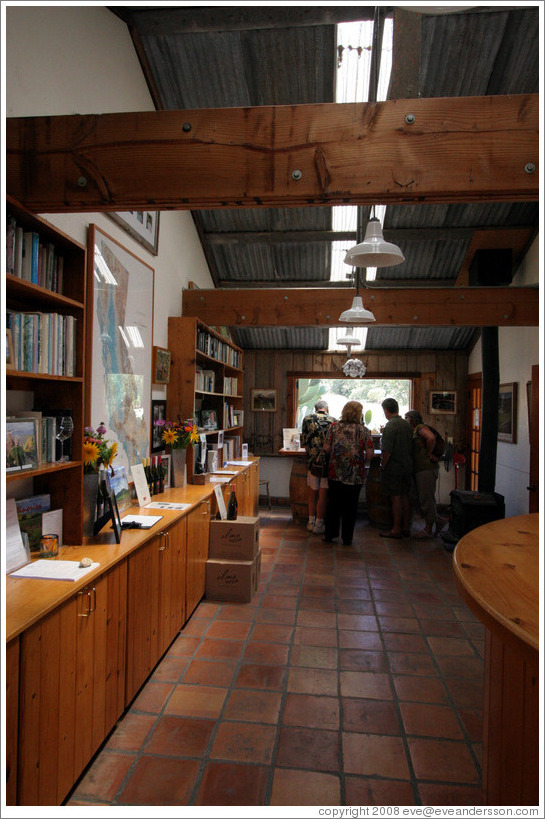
[67,508,485,808]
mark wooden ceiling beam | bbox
[182,286,538,327]
[7,95,538,213]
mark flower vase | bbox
[171,448,187,488]
[83,473,100,537]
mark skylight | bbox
[329,17,393,352]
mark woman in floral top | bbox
[322,401,375,545]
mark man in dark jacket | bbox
[301,400,335,534]
[405,409,448,539]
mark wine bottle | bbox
[152,456,160,494]
[145,457,153,495]
[226,485,238,520]
[157,456,165,493]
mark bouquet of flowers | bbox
[155,416,199,449]
[83,422,118,474]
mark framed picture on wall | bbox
[160,453,171,489]
[429,390,457,415]
[498,382,518,444]
[152,346,171,384]
[108,210,160,255]
[251,388,277,412]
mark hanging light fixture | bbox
[336,326,362,357]
[338,269,376,324]
[344,210,405,269]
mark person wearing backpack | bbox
[301,399,335,534]
[404,409,448,539]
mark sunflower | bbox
[83,441,100,466]
[162,427,178,446]
[190,424,200,444]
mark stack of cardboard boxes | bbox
[206,515,261,603]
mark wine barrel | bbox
[365,456,393,530]
[289,457,308,523]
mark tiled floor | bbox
[67,508,485,807]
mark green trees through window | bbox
[297,378,411,433]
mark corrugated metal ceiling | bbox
[113,5,539,353]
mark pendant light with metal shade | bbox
[344,216,405,268]
[338,269,376,324]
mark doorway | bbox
[466,374,482,491]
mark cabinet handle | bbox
[158,531,169,551]
[202,501,210,516]
[78,589,94,617]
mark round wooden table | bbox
[453,513,539,806]
[279,448,308,522]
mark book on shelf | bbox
[6,211,65,293]
[233,409,244,426]
[5,309,76,376]
[16,493,51,553]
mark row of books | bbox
[223,402,236,430]
[223,376,238,396]
[6,411,69,472]
[15,492,63,553]
[6,214,65,292]
[196,329,241,369]
[195,367,216,393]
[6,309,76,375]
[224,435,241,459]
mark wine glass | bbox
[56,414,74,462]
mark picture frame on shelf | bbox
[109,464,131,511]
[108,210,160,256]
[498,382,518,444]
[251,388,277,412]
[6,417,39,472]
[151,399,167,453]
[152,346,171,384]
[87,225,154,475]
[160,453,171,489]
[429,390,457,415]
[201,409,218,430]
[6,328,15,369]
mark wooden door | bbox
[466,373,482,491]
[528,364,539,512]
[186,499,211,619]
[5,638,19,806]
[158,517,187,654]
[18,564,126,805]
[125,538,161,704]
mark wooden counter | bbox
[6,460,257,642]
[453,513,539,806]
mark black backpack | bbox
[427,425,446,459]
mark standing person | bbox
[405,410,448,539]
[379,397,413,539]
[301,399,335,534]
[322,401,375,546]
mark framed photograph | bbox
[93,470,122,543]
[6,328,15,369]
[86,225,154,474]
[160,453,171,489]
[108,210,160,255]
[152,346,171,384]
[498,382,518,444]
[251,388,277,412]
[201,409,218,430]
[6,418,39,472]
[429,390,457,415]
[151,399,167,453]
[109,464,131,511]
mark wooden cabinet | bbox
[5,196,86,543]
[5,638,19,806]
[185,498,211,618]
[248,459,259,516]
[167,317,244,459]
[17,562,127,805]
[125,517,187,704]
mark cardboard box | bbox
[209,515,259,561]
[205,549,261,603]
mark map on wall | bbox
[90,226,154,473]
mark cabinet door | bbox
[6,638,19,806]
[125,537,161,704]
[186,499,211,619]
[158,517,187,656]
[17,563,126,806]
[249,461,259,516]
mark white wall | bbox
[5,4,214,408]
[468,237,540,517]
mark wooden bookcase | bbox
[167,317,244,458]
[5,196,85,543]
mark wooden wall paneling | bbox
[521,655,539,802]
[5,638,19,806]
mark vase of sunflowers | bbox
[82,422,118,536]
[154,416,199,487]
